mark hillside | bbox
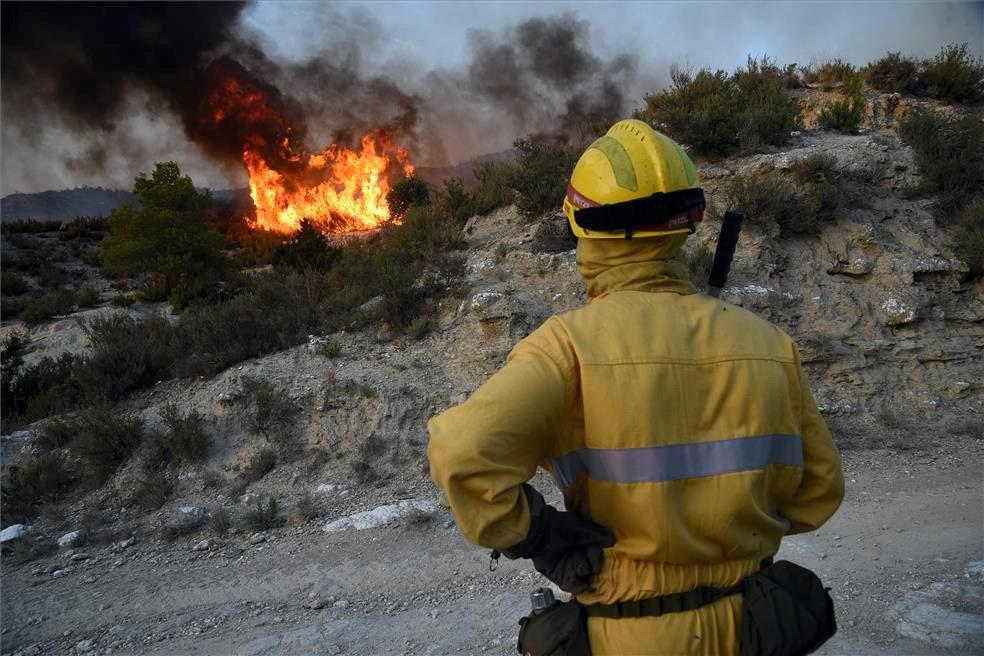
[1,84,982,656]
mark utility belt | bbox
[517,560,836,656]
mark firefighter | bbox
[428,119,844,655]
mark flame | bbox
[244,132,414,235]
[205,60,414,235]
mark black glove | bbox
[501,484,615,594]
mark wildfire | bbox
[244,132,414,234]
[206,60,414,235]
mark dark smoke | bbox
[1,4,635,191]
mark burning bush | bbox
[386,176,431,218]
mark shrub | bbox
[435,178,477,224]
[473,161,516,215]
[952,195,984,277]
[77,287,101,308]
[21,288,77,325]
[38,415,78,450]
[919,43,984,104]
[291,494,318,525]
[2,298,24,319]
[316,339,342,359]
[1,453,78,524]
[59,217,108,242]
[241,447,277,482]
[7,536,59,564]
[801,59,857,91]
[2,350,83,424]
[386,176,430,217]
[101,162,224,301]
[209,507,231,536]
[131,470,171,511]
[818,95,866,134]
[1,271,29,296]
[159,404,211,464]
[110,293,134,308]
[865,52,921,94]
[512,137,579,217]
[272,219,341,271]
[243,497,284,531]
[70,406,144,486]
[899,110,984,217]
[636,57,799,156]
[38,264,68,290]
[250,382,299,434]
[175,274,314,377]
[74,313,178,402]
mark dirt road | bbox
[3,441,982,656]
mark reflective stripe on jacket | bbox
[427,237,844,645]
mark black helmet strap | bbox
[573,188,705,237]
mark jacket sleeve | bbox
[427,320,575,550]
[782,348,845,535]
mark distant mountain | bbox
[1,187,136,222]
[0,186,251,223]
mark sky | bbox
[2,0,982,195]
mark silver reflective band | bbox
[551,434,803,489]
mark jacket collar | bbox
[576,236,697,299]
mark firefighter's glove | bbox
[501,484,615,594]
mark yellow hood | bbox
[575,235,695,298]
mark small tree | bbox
[101,162,224,298]
[386,176,430,217]
[272,219,340,271]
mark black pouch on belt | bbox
[739,560,837,656]
[516,600,590,656]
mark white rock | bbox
[0,524,27,542]
[70,553,90,561]
[324,499,438,533]
[178,506,205,520]
[316,483,347,495]
[57,531,81,548]
[191,540,210,552]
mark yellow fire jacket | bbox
[428,237,844,655]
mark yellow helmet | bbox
[562,119,704,239]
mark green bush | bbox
[952,195,984,277]
[801,59,857,91]
[70,406,144,486]
[1,271,29,296]
[160,404,210,464]
[272,219,341,271]
[38,264,69,291]
[75,313,178,402]
[102,162,224,301]
[635,57,799,156]
[243,497,284,531]
[865,52,921,94]
[110,293,135,308]
[21,288,77,325]
[899,109,984,217]
[920,43,984,103]
[473,161,516,215]
[77,287,101,308]
[59,217,108,242]
[250,382,299,435]
[1,453,78,524]
[434,178,477,224]
[386,176,430,217]
[1,298,24,320]
[2,351,83,424]
[512,137,579,217]
[38,415,78,450]
[131,470,171,511]
[818,95,866,134]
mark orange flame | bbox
[244,132,413,235]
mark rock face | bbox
[697,129,983,420]
[0,524,27,542]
